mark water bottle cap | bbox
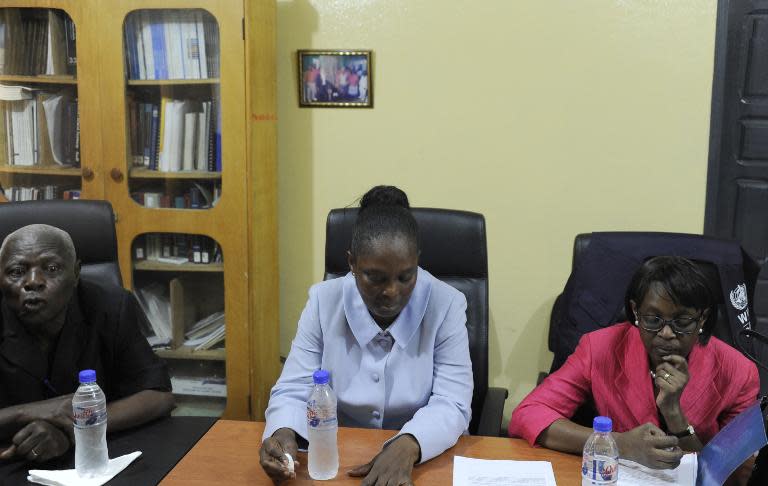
[78,369,96,383]
[313,369,330,384]
[593,416,612,433]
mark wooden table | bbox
[161,421,583,485]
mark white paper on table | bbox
[453,456,557,486]
[27,451,142,486]
[617,453,697,486]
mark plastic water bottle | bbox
[307,369,338,480]
[73,369,109,477]
[582,416,619,485]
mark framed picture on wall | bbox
[297,50,373,108]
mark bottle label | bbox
[307,401,337,428]
[582,456,617,482]
[73,406,107,428]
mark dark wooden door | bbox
[706,0,768,335]
[706,0,768,261]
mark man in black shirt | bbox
[0,224,174,463]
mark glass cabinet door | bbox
[121,9,231,417]
[0,8,83,201]
[100,1,251,420]
[123,10,221,210]
[132,231,226,416]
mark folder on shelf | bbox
[135,283,173,345]
[45,10,68,75]
[41,92,64,164]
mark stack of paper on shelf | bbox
[184,311,225,350]
[134,283,172,348]
[0,84,34,100]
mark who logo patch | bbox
[730,283,748,311]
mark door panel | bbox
[94,0,250,420]
[707,1,768,265]
[707,0,768,392]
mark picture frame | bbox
[297,50,373,108]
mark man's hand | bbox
[0,420,71,463]
[0,394,74,443]
[614,423,683,469]
[655,355,689,414]
[259,427,300,484]
[348,434,420,486]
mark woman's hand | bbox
[655,355,690,414]
[348,434,420,486]
[259,427,300,484]
[0,420,71,463]
[614,423,683,469]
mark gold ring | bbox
[663,372,671,380]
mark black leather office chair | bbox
[542,232,762,426]
[324,207,508,437]
[0,200,122,287]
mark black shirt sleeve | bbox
[109,289,172,399]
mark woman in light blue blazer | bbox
[259,185,473,486]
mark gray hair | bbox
[0,224,77,265]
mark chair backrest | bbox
[0,200,122,287]
[325,207,489,434]
[549,231,760,372]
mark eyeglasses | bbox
[637,314,703,335]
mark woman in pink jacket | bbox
[509,256,760,470]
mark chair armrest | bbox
[475,387,508,437]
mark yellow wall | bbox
[276,0,717,423]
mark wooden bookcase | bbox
[0,0,279,421]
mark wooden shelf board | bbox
[156,347,226,361]
[126,78,220,86]
[0,166,81,176]
[0,75,77,85]
[133,261,224,272]
[129,168,222,180]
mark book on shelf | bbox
[156,256,188,265]
[170,376,226,397]
[192,325,224,351]
[124,10,219,81]
[184,311,225,351]
[63,12,76,74]
[0,9,76,76]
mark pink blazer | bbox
[509,323,759,445]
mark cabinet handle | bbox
[110,168,124,182]
[81,167,94,180]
